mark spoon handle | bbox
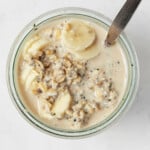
[105,0,142,45]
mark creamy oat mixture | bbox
[16,18,128,129]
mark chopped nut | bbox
[51,80,58,89]
[47,97,55,104]
[55,75,65,83]
[65,110,73,117]
[45,49,54,55]
[84,104,94,114]
[72,77,81,84]
[54,28,61,40]
[65,23,72,31]
[79,110,85,119]
[46,88,57,96]
[31,81,39,93]
[63,58,72,68]
[38,82,47,92]
[109,90,117,100]
[48,54,58,61]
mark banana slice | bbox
[38,27,53,39]
[62,20,96,52]
[22,35,40,55]
[21,65,32,82]
[25,70,38,90]
[37,99,53,119]
[52,89,72,118]
[74,41,100,60]
[27,39,50,56]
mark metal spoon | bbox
[105,0,142,46]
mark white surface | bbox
[0,0,150,149]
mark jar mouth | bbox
[6,7,139,138]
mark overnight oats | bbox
[7,8,139,137]
[16,18,127,129]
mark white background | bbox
[0,0,150,150]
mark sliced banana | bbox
[22,35,40,55]
[52,89,72,118]
[37,99,53,119]
[62,20,96,52]
[27,39,50,56]
[74,41,100,60]
[25,70,38,90]
[21,65,32,82]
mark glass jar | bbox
[6,7,139,138]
